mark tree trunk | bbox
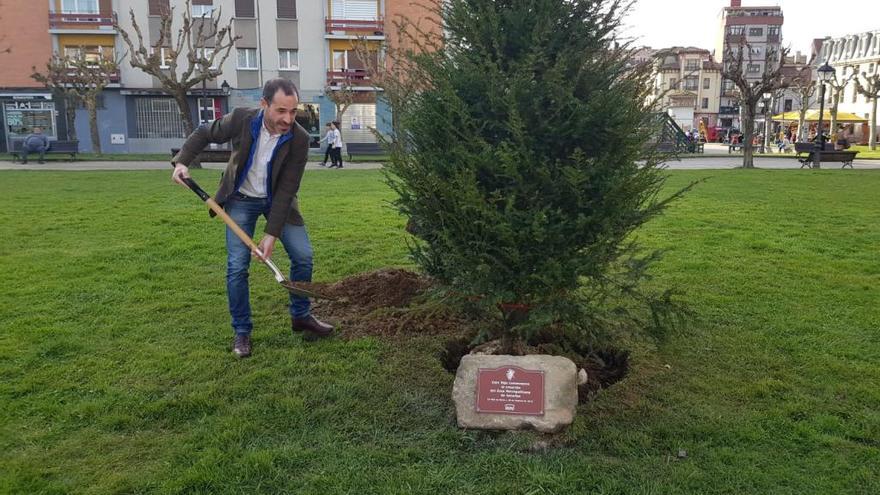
[741,104,756,168]
[86,97,101,155]
[173,89,196,137]
[797,111,807,142]
[173,89,200,168]
[830,93,840,139]
[870,97,877,150]
[65,94,78,142]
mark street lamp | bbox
[815,62,836,169]
[221,79,230,95]
[762,91,772,154]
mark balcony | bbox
[719,105,740,115]
[49,12,116,30]
[325,18,384,37]
[327,69,372,87]
[64,69,120,84]
[767,34,780,43]
[725,34,746,44]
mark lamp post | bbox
[762,91,772,154]
[815,62,836,169]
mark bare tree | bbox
[824,70,854,139]
[789,66,816,142]
[31,51,119,155]
[854,71,880,150]
[115,0,238,136]
[324,83,356,122]
[721,40,790,168]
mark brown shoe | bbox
[232,334,251,357]
[292,315,334,341]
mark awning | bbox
[771,110,868,123]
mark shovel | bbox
[180,176,327,300]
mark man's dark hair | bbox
[262,78,299,104]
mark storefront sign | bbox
[476,366,544,416]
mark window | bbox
[149,0,170,16]
[768,26,780,36]
[685,59,700,71]
[61,0,98,13]
[747,64,761,73]
[235,0,255,17]
[196,48,216,69]
[4,101,57,145]
[684,77,698,91]
[153,47,173,69]
[701,98,709,109]
[332,50,347,70]
[237,48,257,69]
[728,26,744,35]
[703,77,710,89]
[279,49,299,70]
[669,77,677,89]
[870,63,875,74]
[277,0,297,19]
[748,27,764,37]
[784,99,792,112]
[722,80,735,92]
[750,46,762,56]
[192,4,214,17]
[135,98,186,138]
[198,98,221,125]
[63,45,113,66]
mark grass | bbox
[1,168,879,494]
[849,145,880,159]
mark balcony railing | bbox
[49,12,116,29]
[767,34,780,43]
[725,34,746,43]
[327,69,372,86]
[325,18,384,36]
[719,105,740,114]
[64,69,120,84]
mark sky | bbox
[618,0,879,57]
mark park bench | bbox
[797,150,858,169]
[170,147,232,165]
[346,142,384,160]
[728,143,743,153]
[10,140,79,162]
[687,142,704,153]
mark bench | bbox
[728,143,744,153]
[687,142,704,153]
[171,147,232,165]
[346,142,384,160]
[10,140,79,162]
[798,150,858,169]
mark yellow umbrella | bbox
[771,110,868,122]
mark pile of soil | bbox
[307,268,478,339]
[307,268,628,400]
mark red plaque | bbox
[476,366,545,416]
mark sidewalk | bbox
[1,156,878,171]
[0,161,385,171]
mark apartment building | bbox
[0,0,439,153]
[714,0,784,132]
[652,47,722,135]
[814,29,880,143]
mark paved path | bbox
[1,156,878,171]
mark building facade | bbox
[651,47,722,136]
[0,0,440,153]
[714,0,784,133]
[815,30,880,143]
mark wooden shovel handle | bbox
[181,177,260,253]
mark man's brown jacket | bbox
[171,107,310,237]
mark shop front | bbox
[1,93,60,152]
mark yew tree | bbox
[381,0,685,351]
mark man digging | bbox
[171,78,334,358]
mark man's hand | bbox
[172,163,190,185]
[255,234,277,261]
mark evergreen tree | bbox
[382,0,686,351]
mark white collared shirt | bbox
[239,121,282,198]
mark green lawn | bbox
[849,145,880,159]
[1,169,878,494]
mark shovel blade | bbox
[281,281,333,300]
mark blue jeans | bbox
[21,145,47,162]
[225,194,313,336]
